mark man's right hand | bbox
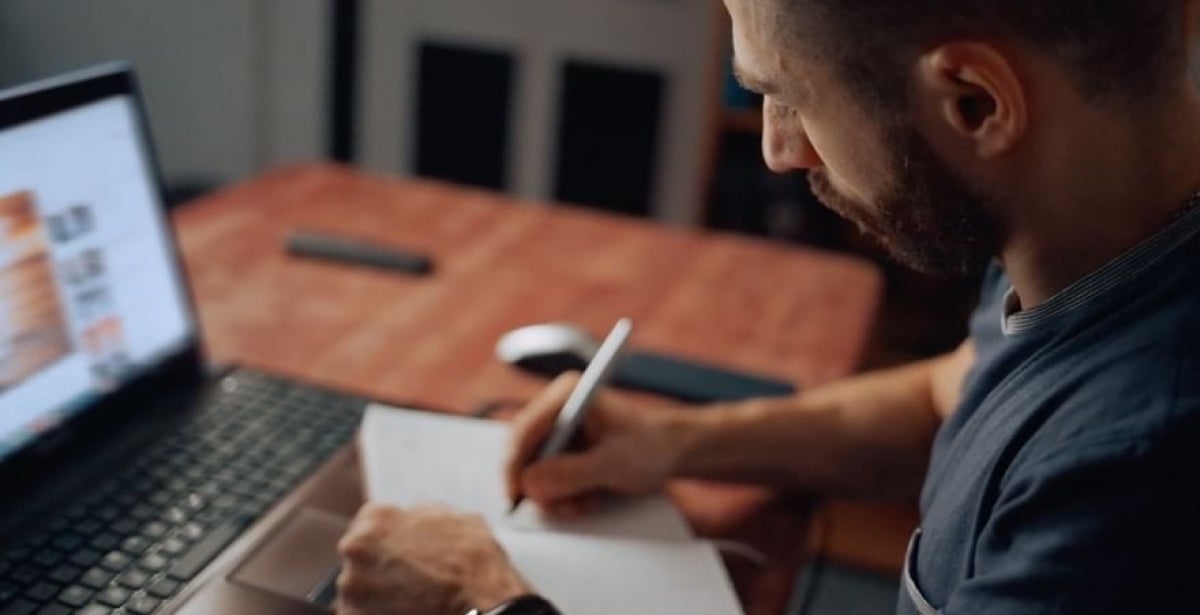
[504,373,694,518]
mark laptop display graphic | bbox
[0,190,73,391]
[0,93,194,463]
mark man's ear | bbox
[916,42,1028,159]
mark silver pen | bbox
[508,318,634,513]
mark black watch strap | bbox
[469,594,561,615]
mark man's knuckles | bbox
[338,521,388,563]
[336,568,383,602]
[360,503,402,525]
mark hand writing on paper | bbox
[505,373,692,519]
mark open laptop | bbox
[0,63,377,615]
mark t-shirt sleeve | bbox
[941,435,1200,615]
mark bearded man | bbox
[334,2,1200,613]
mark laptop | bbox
[0,63,378,615]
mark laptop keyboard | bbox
[0,370,365,615]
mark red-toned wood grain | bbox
[173,164,884,615]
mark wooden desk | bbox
[173,164,884,615]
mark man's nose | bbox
[761,99,822,173]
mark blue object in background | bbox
[723,56,762,109]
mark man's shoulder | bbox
[999,283,1200,484]
[1001,344,1200,519]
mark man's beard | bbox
[807,126,999,278]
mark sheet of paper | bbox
[495,529,744,615]
[361,404,693,541]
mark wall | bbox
[0,0,329,190]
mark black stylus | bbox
[285,230,434,276]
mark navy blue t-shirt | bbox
[897,205,1200,615]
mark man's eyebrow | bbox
[732,61,777,95]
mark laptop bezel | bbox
[0,62,207,494]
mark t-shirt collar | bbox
[1001,196,1200,336]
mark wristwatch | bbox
[466,594,561,615]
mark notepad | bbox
[361,404,744,615]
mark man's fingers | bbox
[543,493,605,520]
[336,565,380,603]
[521,449,615,503]
[338,504,399,568]
[337,532,381,569]
[504,373,581,498]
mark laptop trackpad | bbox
[231,508,348,609]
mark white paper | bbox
[360,404,742,615]
[495,529,745,615]
[361,404,692,541]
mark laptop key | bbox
[75,605,110,615]
[35,604,71,615]
[0,581,19,602]
[139,523,168,541]
[74,523,104,539]
[94,586,130,608]
[167,515,252,580]
[55,585,92,608]
[159,508,188,526]
[77,568,113,589]
[138,553,168,574]
[43,565,80,585]
[179,524,204,542]
[67,550,100,569]
[47,535,82,553]
[119,537,149,557]
[88,534,119,552]
[124,595,159,615]
[158,537,186,557]
[193,509,226,526]
[116,568,149,589]
[207,493,235,511]
[127,505,156,521]
[98,552,130,573]
[109,520,138,537]
[146,578,179,599]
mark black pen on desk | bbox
[508,318,634,514]
[285,230,434,276]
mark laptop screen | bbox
[0,91,195,463]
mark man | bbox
[335,0,1200,613]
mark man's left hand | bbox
[335,504,531,615]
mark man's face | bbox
[725,0,999,277]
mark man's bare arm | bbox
[669,341,975,498]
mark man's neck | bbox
[999,94,1200,310]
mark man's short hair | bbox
[772,1,1190,110]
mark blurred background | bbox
[0,0,981,370]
